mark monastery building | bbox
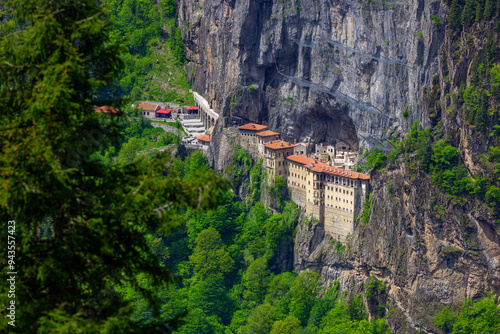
[238,123,370,241]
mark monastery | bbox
[238,123,370,241]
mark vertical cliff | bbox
[177,0,500,332]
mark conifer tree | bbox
[448,0,463,30]
[483,0,496,20]
[461,0,477,27]
[476,0,484,21]
[0,0,227,332]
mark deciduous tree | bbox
[189,227,234,279]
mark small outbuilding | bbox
[156,108,172,119]
[137,103,160,119]
[195,134,211,146]
[186,106,199,114]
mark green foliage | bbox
[403,107,409,118]
[0,0,228,332]
[449,0,463,30]
[233,146,253,181]
[318,297,388,334]
[270,315,301,334]
[269,175,288,210]
[434,294,500,333]
[249,160,264,204]
[238,303,274,334]
[334,240,346,254]
[175,308,218,334]
[432,14,443,27]
[289,271,322,325]
[189,227,235,279]
[243,258,272,307]
[364,276,387,318]
[360,194,372,227]
[363,149,387,170]
[188,274,233,322]
[447,0,498,31]
[281,97,297,103]
[308,284,339,328]
[170,23,186,63]
[160,0,177,18]
[102,0,192,103]
[461,0,477,27]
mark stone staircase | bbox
[181,118,206,144]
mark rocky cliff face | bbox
[177,0,500,332]
[294,164,500,332]
[179,0,447,149]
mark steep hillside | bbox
[102,0,193,104]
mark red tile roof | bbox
[286,154,370,180]
[286,155,317,165]
[94,105,119,113]
[256,130,280,137]
[264,140,297,150]
[238,123,268,131]
[137,103,158,111]
[156,109,172,114]
[195,134,211,142]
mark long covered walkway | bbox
[193,91,219,130]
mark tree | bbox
[269,175,287,210]
[116,137,144,165]
[175,308,213,334]
[170,23,186,63]
[264,214,288,261]
[434,295,500,333]
[188,274,232,323]
[461,0,476,27]
[160,0,177,18]
[243,258,271,306]
[476,0,484,22]
[0,1,228,332]
[270,315,301,334]
[238,304,274,334]
[308,284,339,328]
[448,0,463,30]
[289,271,322,325]
[189,227,235,279]
[484,0,496,20]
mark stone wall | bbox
[151,122,180,135]
[239,130,260,159]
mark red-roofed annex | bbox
[195,134,211,143]
[256,131,280,137]
[238,123,268,131]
